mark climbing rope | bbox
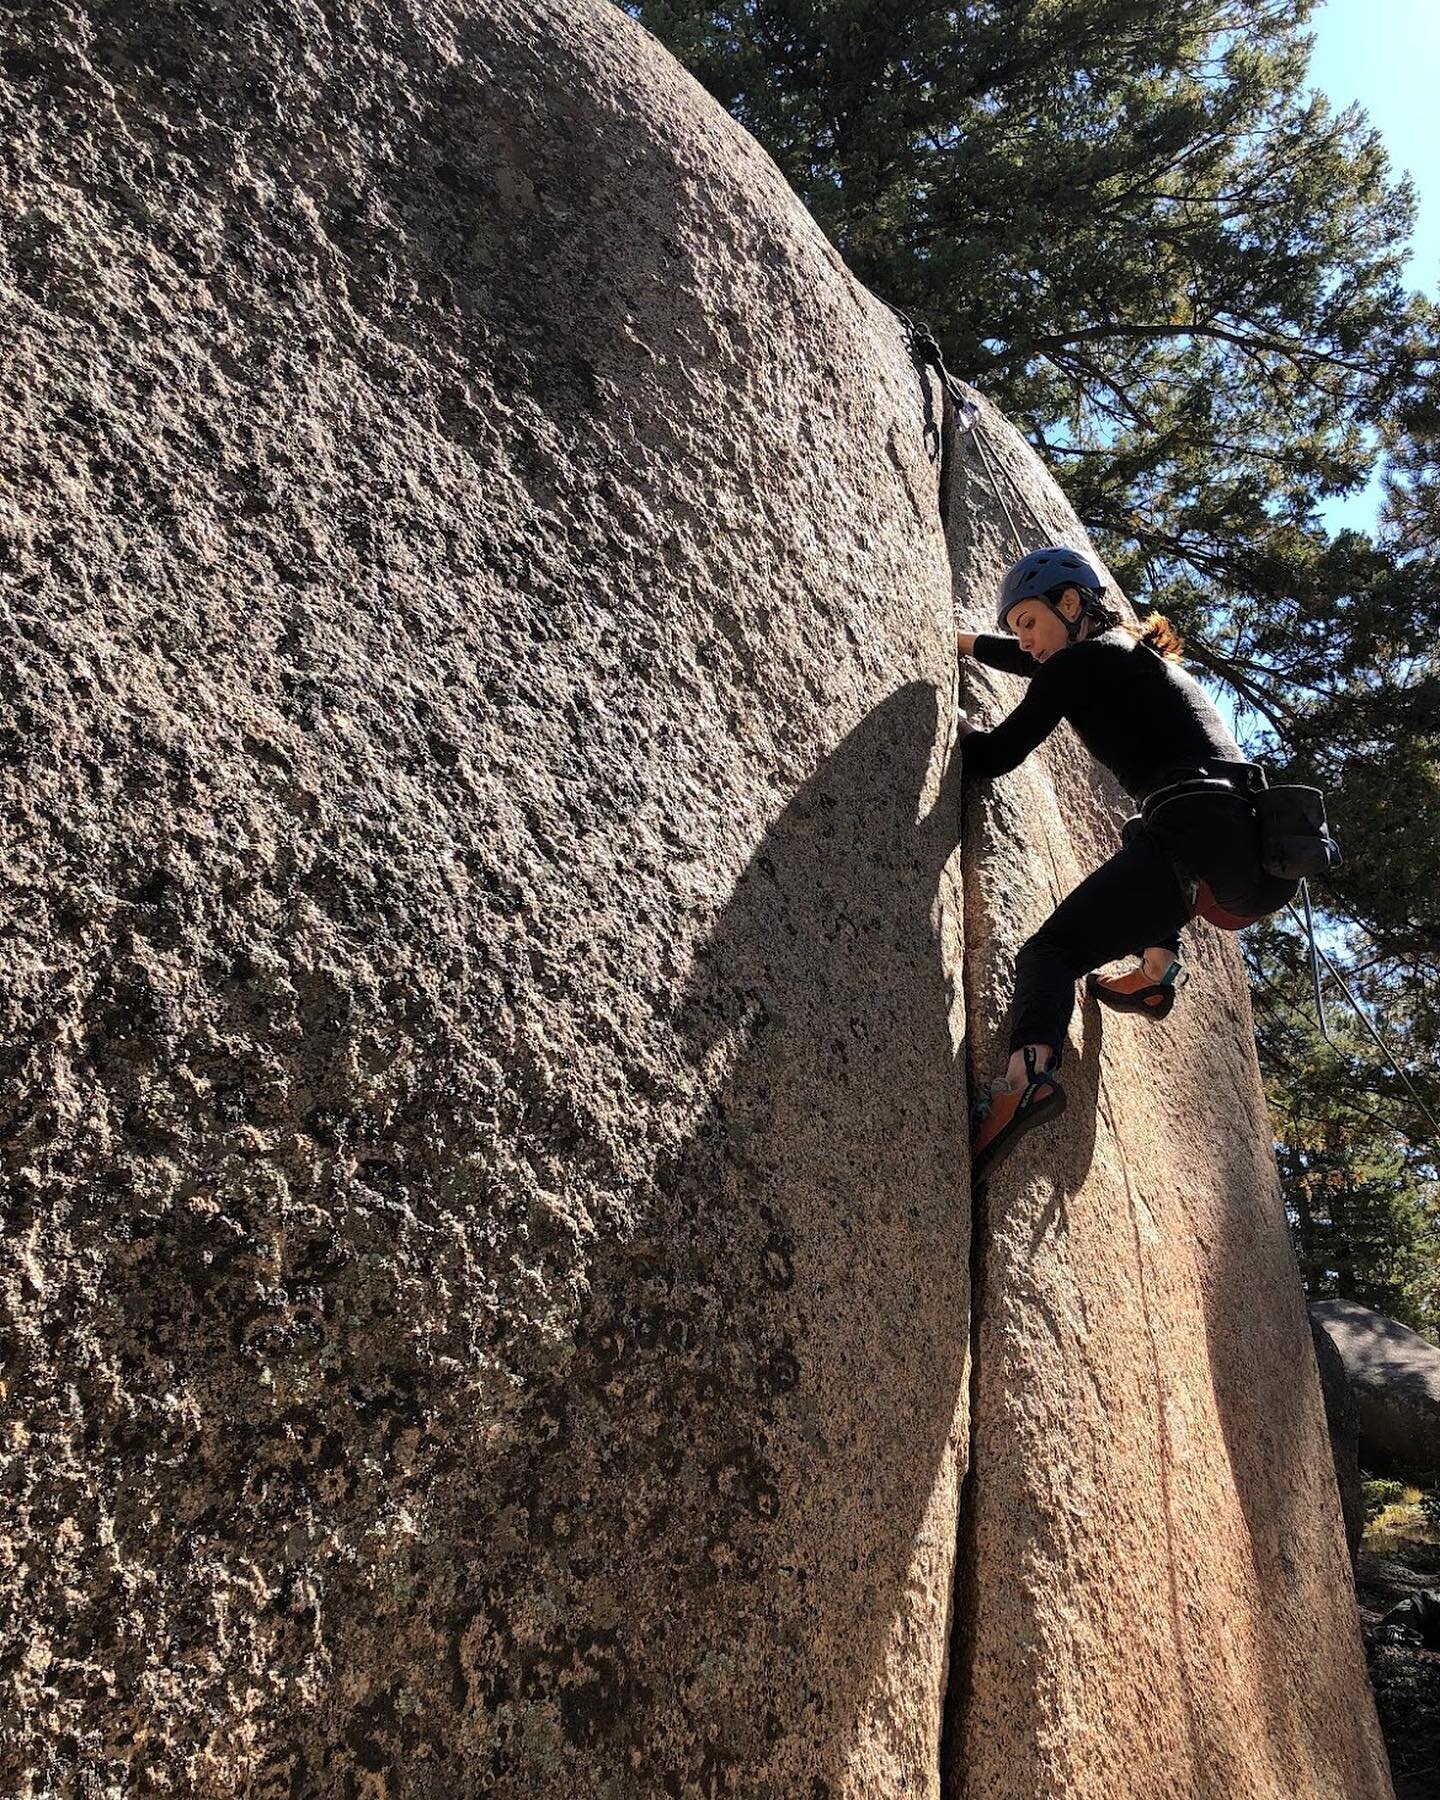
[882,298,1033,559]
[1300,878,1328,1042]
[1284,886,1440,1142]
[969,426,1030,561]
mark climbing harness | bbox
[1133,767,1434,1149]
[1129,760,1267,931]
[1144,765,1342,936]
[1138,758,1269,823]
[1125,555,1350,1026]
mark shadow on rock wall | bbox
[464,681,972,1796]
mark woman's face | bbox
[1003,587,1081,662]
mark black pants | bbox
[1008,792,1298,1062]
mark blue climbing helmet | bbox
[996,546,1107,640]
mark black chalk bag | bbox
[1253,783,1343,881]
[1140,759,1342,882]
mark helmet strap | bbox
[1046,592,1087,643]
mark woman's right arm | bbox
[961,659,1067,778]
[958,630,1038,677]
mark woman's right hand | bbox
[956,630,978,658]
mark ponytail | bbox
[1132,612,1185,661]
[1081,598,1185,662]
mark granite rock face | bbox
[2,3,967,1793]
[1312,1299,1440,1473]
[0,1,1391,1797]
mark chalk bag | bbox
[1254,785,1343,881]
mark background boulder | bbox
[1311,1311,1365,1567]
[1312,1299,1440,1473]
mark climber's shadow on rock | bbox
[521,681,972,1793]
[1009,1013,1104,1259]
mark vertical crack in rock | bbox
[937,766,996,1796]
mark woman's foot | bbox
[1086,949,1185,1019]
[970,1044,1066,1185]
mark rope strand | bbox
[968,423,1029,560]
[1286,885,1440,1144]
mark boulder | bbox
[1,2,966,1793]
[0,1,1393,1796]
[1312,1299,1440,1473]
[1311,1311,1365,1568]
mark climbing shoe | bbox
[969,1046,1066,1186]
[1085,959,1186,1020]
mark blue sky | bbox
[1308,0,1438,533]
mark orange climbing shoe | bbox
[970,1046,1066,1186]
[1085,959,1186,1019]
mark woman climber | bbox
[956,544,1298,1185]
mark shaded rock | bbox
[1311,1308,1366,1567]
[1312,1299,1440,1473]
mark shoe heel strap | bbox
[1021,1044,1059,1083]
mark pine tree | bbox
[623,0,1430,619]
[1246,915,1440,1337]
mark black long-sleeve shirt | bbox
[962,627,1244,801]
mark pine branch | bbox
[989,320,1385,379]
